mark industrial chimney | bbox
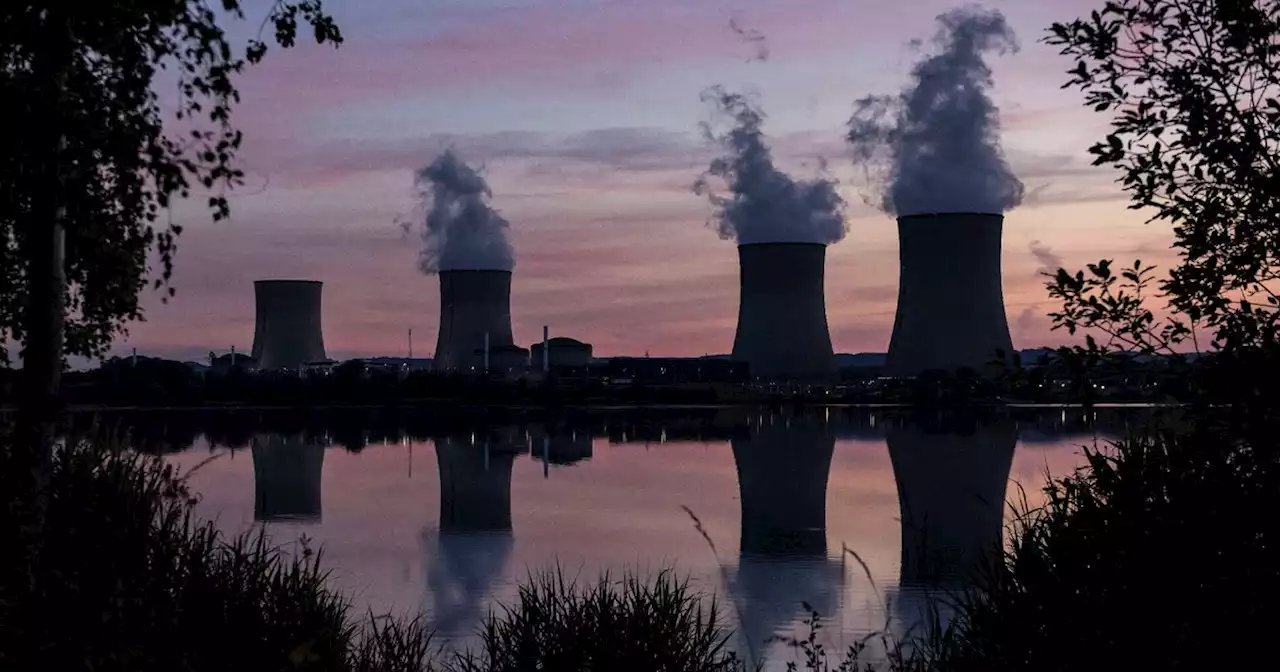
[886,213,1013,377]
[885,416,1016,587]
[251,280,327,370]
[732,243,836,382]
[433,270,515,372]
[251,433,325,523]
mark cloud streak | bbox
[1029,239,1063,275]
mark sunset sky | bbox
[117,0,1174,363]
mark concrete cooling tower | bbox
[434,433,519,533]
[886,419,1017,587]
[251,280,327,370]
[885,213,1013,377]
[433,270,516,372]
[732,243,836,382]
[732,412,836,556]
[251,433,325,522]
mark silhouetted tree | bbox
[1,0,341,532]
[1045,0,1280,356]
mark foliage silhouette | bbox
[1,1,341,364]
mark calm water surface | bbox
[157,406,1134,670]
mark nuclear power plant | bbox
[433,270,516,372]
[251,433,325,523]
[251,280,328,370]
[886,418,1017,586]
[732,243,836,382]
[886,213,1013,377]
[732,411,835,556]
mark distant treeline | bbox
[0,351,1195,411]
[20,403,1150,456]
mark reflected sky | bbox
[169,409,1114,670]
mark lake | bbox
[147,405,1145,670]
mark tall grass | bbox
[924,422,1280,671]
[448,568,744,672]
[0,431,435,671]
[18,419,1257,671]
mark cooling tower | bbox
[435,434,517,533]
[732,243,836,382]
[886,213,1013,377]
[886,418,1017,587]
[433,270,515,372]
[732,412,835,556]
[251,280,327,370]
[251,433,325,522]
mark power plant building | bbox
[886,213,1013,377]
[482,344,530,377]
[731,243,836,383]
[251,280,328,370]
[433,270,515,372]
[529,337,593,369]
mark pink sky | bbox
[113,0,1176,362]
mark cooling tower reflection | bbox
[729,410,845,662]
[424,429,524,638]
[250,433,325,523]
[434,428,524,533]
[885,416,1017,640]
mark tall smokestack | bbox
[887,213,1012,376]
[733,243,835,381]
[251,433,325,523]
[886,417,1016,587]
[433,271,514,372]
[251,280,326,370]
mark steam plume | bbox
[694,86,847,245]
[846,5,1023,216]
[411,150,514,273]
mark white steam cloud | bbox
[846,5,1023,216]
[694,86,847,245]
[411,150,514,273]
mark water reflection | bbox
[528,424,593,466]
[424,429,524,637]
[733,411,834,556]
[885,415,1017,640]
[251,433,325,523]
[729,410,845,661]
[154,406,1146,669]
[435,429,525,533]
